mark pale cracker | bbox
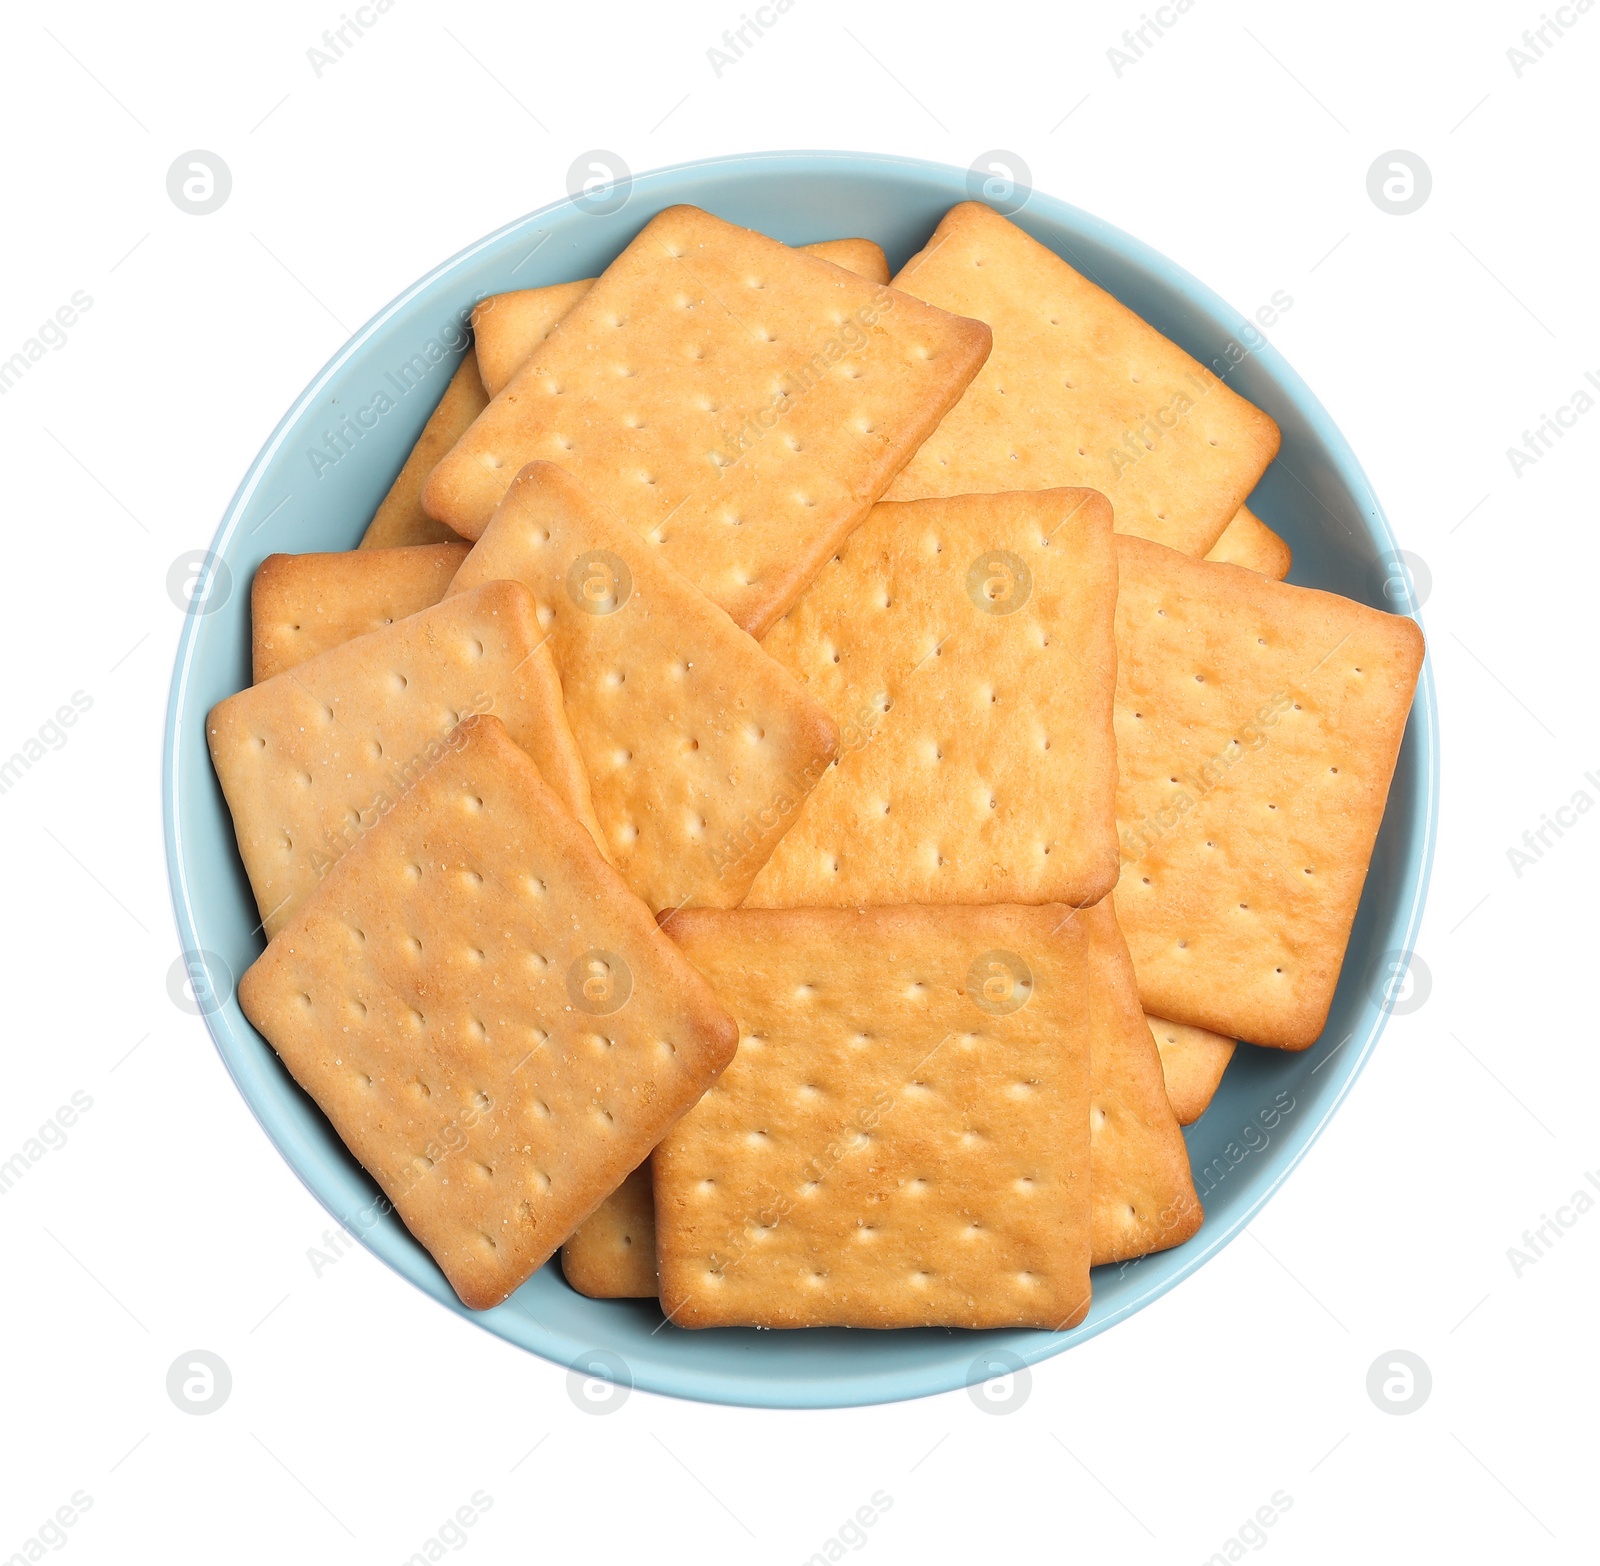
[1113,537,1425,1047]
[1078,898,1202,1264]
[560,1164,657,1298]
[450,462,838,910]
[886,202,1281,556]
[747,488,1119,910]
[654,904,1092,1330]
[421,205,992,636]
[252,542,470,682]
[1205,505,1292,580]
[359,352,485,548]
[209,579,602,938]
[472,239,890,398]
[1148,1015,1236,1126]
[238,714,738,1310]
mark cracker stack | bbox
[216,202,1423,1326]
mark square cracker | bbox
[421,205,992,636]
[359,352,485,549]
[1148,1015,1236,1127]
[885,202,1281,557]
[1077,898,1201,1264]
[560,1164,656,1298]
[654,904,1092,1330]
[472,238,890,399]
[252,542,470,682]
[209,579,602,938]
[1205,505,1292,580]
[747,488,1119,910]
[238,714,738,1310]
[1113,537,1425,1047]
[450,462,839,911]
[559,896,1203,1295]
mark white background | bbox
[1,0,1594,1560]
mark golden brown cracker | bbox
[567,897,1203,1293]
[1112,537,1424,1047]
[251,542,470,682]
[654,904,1092,1329]
[208,579,600,937]
[560,1164,657,1298]
[1205,505,1292,580]
[238,714,737,1310]
[472,281,594,401]
[471,239,890,399]
[359,353,484,549]
[1078,899,1202,1264]
[1148,1015,1236,1126]
[450,462,838,910]
[747,488,1119,910]
[422,205,991,636]
[886,202,1280,556]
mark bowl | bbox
[162,150,1437,1409]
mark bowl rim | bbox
[162,147,1438,1408]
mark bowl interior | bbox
[164,151,1435,1408]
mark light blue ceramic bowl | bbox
[163,150,1437,1408]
